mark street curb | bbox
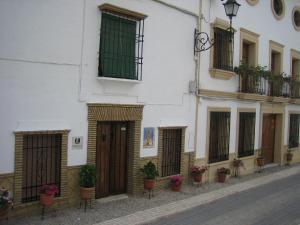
[94,166,300,225]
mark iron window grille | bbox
[238,112,256,157]
[213,28,233,71]
[161,129,182,177]
[289,114,300,148]
[209,112,231,163]
[22,134,62,203]
[98,11,144,81]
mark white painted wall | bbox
[0,0,198,173]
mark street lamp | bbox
[222,0,241,34]
[194,0,241,53]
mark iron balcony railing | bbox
[238,72,300,99]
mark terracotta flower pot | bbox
[217,173,227,183]
[144,179,155,190]
[171,184,181,192]
[0,204,9,219]
[80,187,95,199]
[287,153,293,162]
[193,173,203,183]
[257,157,265,167]
[40,193,54,206]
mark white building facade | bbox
[0,0,300,215]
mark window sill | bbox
[238,155,255,160]
[209,68,236,80]
[97,76,141,84]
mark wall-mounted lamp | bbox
[194,0,241,53]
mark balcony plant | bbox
[79,164,96,199]
[190,165,207,183]
[140,161,159,190]
[40,184,59,206]
[170,175,183,192]
[216,167,230,183]
[0,188,12,220]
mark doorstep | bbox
[96,194,129,204]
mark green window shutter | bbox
[99,13,137,80]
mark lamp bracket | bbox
[194,29,215,54]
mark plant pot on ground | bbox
[190,165,207,183]
[40,184,59,206]
[286,150,293,164]
[0,188,12,220]
[170,175,183,192]
[140,161,159,190]
[79,165,96,199]
[256,148,265,167]
[217,167,230,183]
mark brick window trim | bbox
[14,130,69,206]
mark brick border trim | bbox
[87,104,143,195]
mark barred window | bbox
[209,112,231,163]
[289,114,300,148]
[213,28,233,71]
[98,12,144,80]
[22,134,61,203]
[238,112,256,157]
[161,129,182,177]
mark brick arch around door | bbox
[87,104,143,198]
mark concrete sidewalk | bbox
[95,165,300,225]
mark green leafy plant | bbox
[79,165,96,188]
[256,148,264,159]
[0,188,12,209]
[140,161,158,179]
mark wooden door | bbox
[96,122,128,198]
[261,114,276,164]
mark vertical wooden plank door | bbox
[96,122,128,198]
[261,114,276,164]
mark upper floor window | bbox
[292,7,300,31]
[240,28,259,67]
[269,40,283,75]
[246,0,259,6]
[213,28,233,72]
[291,49,300,80]
[98,4,146,80]
[271,0,285,20]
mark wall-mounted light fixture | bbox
[194,0,241,53]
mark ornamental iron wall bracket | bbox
[194,29,215,54]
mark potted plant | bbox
[140,161,159,190]
[286,149,293,164]
[217,167,230,183]
[79,164,96,199]
[256,149,265,167]
[190,165,207,183]
[0,188,12,220]
[170,175,183,192]
[40,184,58,206]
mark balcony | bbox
[236,65,300,99]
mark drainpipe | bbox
[193,0,202,163]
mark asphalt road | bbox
[149,173,300,225]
